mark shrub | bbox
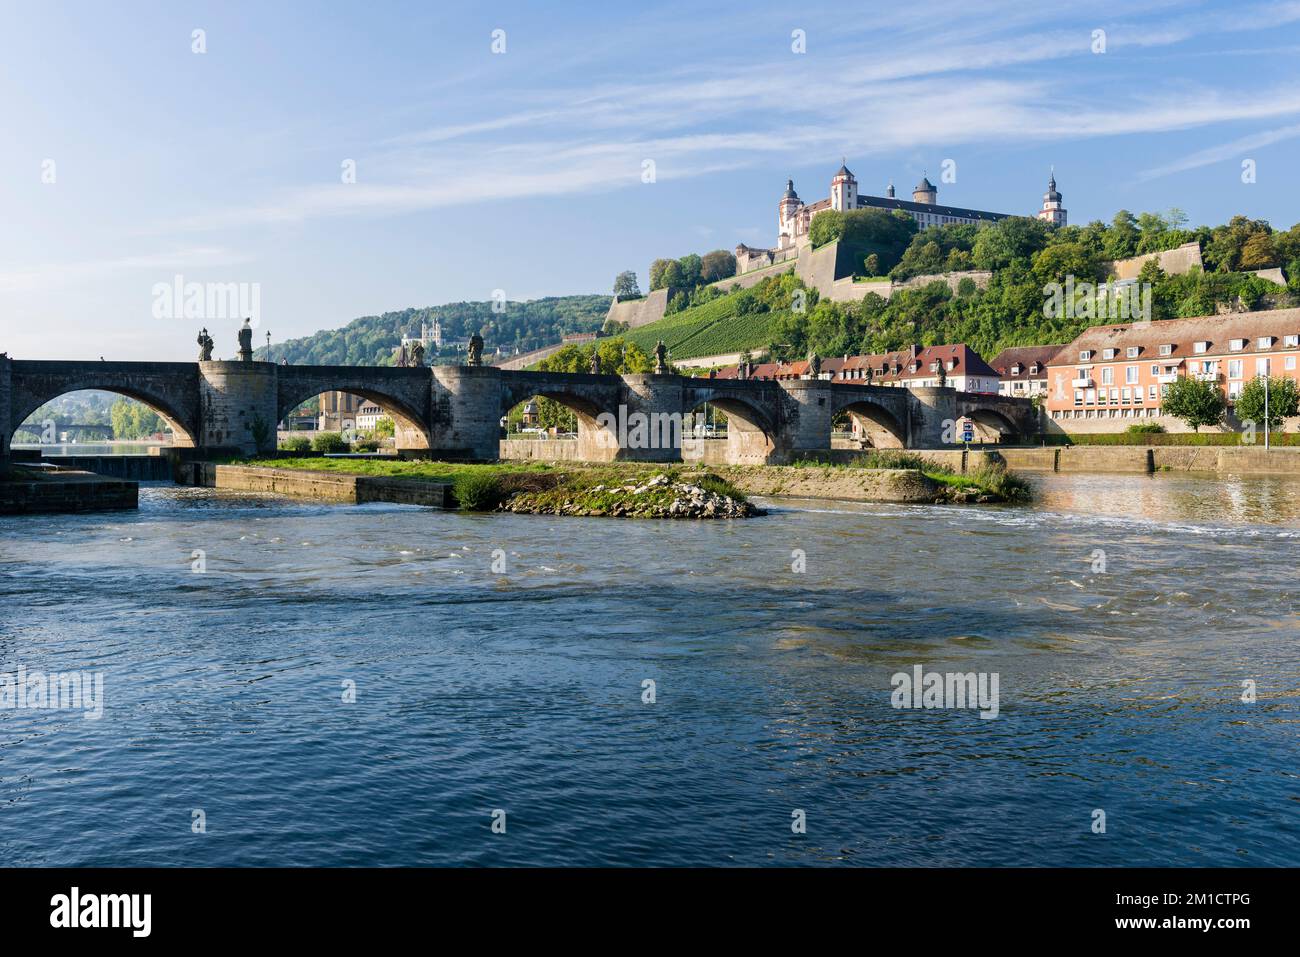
[1125,422,1165,435]
[694,473,747,502]
[854,449,955,474]
[453,472,503,511]
[969,463,1032,502]
[311,432,349,453]
[352,437,380,452]
[280,436,312,452]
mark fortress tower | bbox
[830,162,857,211]
[777,179,804,249]
[1036,169,1067,227]
[912,175,937,205]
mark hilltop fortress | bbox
[736,162,1066,274]
[606,162,1068,334]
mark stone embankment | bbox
[188,463,453,506]
[713,465,940,503]
[0,467,137,514]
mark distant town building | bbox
[1044,308,1300,425]
[989,345,1062,398]
[355,402,384,432]
[1035,170,1067,227]
[718,344,1001,394]
[319,391,361,432]
[402,319,442,351]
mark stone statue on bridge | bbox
[589,350,601,375]
[467,332,484,367]
[808,351,821,378]
[237,318,254,362]
[197,328,214,361]
[654,339,668,374]
[410,341,425,366]
[937,361,947,387]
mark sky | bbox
[2,0,1300,361]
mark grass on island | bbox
[790,449,1032,503]
[238,456,752,513]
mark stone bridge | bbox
[0,356,1039,464]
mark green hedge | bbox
[1049,431,1300,446]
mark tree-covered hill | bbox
[260,295,610,366]
[621,209,1300,364]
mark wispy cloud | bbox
[1139,122,1300,180]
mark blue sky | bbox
[3,0,1300,360]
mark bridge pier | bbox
[776,379,835,462]
[198,361,276,455]
[0,356,12,461]
[430,366,503,459]
[906,387,958,448]
[615,374,684,463]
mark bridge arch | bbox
[962,407,1020,444]
[680,387,779,464]
[7,372,201,453]
[834,399,907,449]
[276,380,432,450]
[499,378,624,461]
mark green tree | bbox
[700,249,737,283]
[1160,375,1225,432]
[1103,210,1139,260]
[312,432,349,453]
[374,416,395,438]
[1234,376,1299,433]
[613,270,641,298]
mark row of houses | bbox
[711,306,1300,432]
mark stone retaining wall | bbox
[191,464,453,506]
[0,470,137,514]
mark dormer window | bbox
[1011,364,1021,375]
[948,359,957,371]
[1126,346,1140,358]
[1194,341,1209,354]
[929,362,939,372]
[1029,364,1039,374]
[1080,350,1092,361]
[1229,338,1247,351]
[1285,335,1299,347]
[1102,348,1117,360]
[1158,343,1173,356]
[1258,336,1275,349]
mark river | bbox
[1,472,1297,866]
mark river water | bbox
[1,472,1297,866]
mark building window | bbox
[1126,347,1140,358]
[1149,384,1158,400]
[1194,341,1209,354]
[1103,348,1117,360]
[1159,344,1173,356]
[1285,335,1299,347]
[1080,350,1092,361]
[1125,366,1139,384]
[1258,337,1274,349]
[1228,360,1243,379]
[1287,357,1296,371]
[1230,338,1246,351]
[1101,368,1114,385]
[1257,357,1271,376]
